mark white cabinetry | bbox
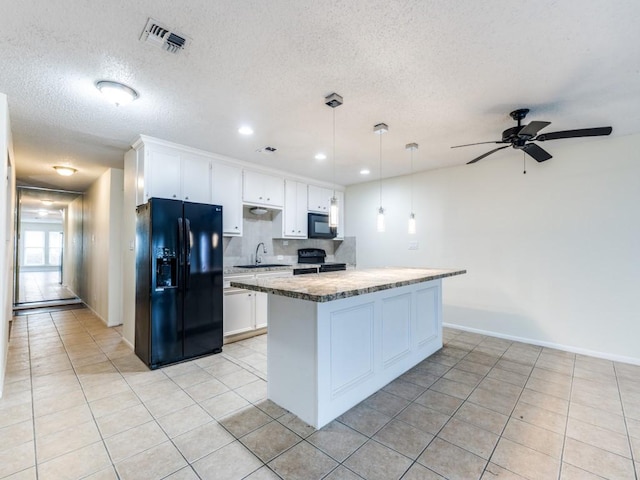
[224,270,292,339]
[336,190,345,240]
[273,180,308,238]
[308,185,333,213]
[243,170,284,207]
[212,163,243,236]
[223,288,255,336]
[133,138,212,205]
[181,153,211,204]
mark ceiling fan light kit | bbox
[452,108,612,169]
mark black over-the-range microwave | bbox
[307,212,337,239]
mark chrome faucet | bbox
[255,242,267,265]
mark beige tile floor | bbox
[17,271,77,304]
[1,307,639,480]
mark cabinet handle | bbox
[185,196,189,200]
[267,197,270,201]
[235,226,239,230]
[173,194,177,198]
[259,196,263,200]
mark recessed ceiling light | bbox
[95,80,139,106]
[54,166,77,176]
[38,210,49,217]
[360,169,370,175]
[238,126,254,135]
[315,153,327,161]
[41,200,53,206]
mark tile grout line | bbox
[613,361,639,480]
[556,348,577,480]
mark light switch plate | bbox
[409,241,419,250]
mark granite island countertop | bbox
[230,267,466,302]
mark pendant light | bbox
[325,93,343,230]
[374,123,388,232]
[406,142,418,234]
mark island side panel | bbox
[267,295,319,426]
[315,280,443,428]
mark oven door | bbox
[307,213,337,239]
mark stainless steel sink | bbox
[234,264,290,269]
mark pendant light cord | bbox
[332,107,336,196]
[410,148,414,213]
[379,132,383,207]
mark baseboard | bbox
[443,322,640,366]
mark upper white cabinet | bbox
[134,138,211,205]
[273,180,308,238]
[181,153,212,204]
[336,190,345,240]
[243,170,284,207]
[308,185,333,213]
[212,163,243,236]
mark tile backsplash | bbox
[223,206,356,267]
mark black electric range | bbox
[293,248,347,275]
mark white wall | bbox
[0,93,16,397]
[346,134,640,364]
[83,168,124,327]
[63,195,84,297]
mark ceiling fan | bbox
[452,108,612,165]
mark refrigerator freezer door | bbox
[182,202,224,358]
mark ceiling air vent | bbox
[256,146,277,154]
[140,18,190,54]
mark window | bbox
[22,229,63,267]
[24,231,45,266]
[49,232,62,266]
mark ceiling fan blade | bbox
[451,140,504,149]
[522,143,552,162]
[536,126,612,142]
[466,145,510,164]
[518,121,551,138]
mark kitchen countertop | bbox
[230,267,466,302]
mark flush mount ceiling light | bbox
[314,153,327,161]
[406,143,418,235]
[238,126,254,135]
[37,209,49,217]
[41,200,53,206]
[374,123,388,233]
[95,80,139,106]
[53,166,77,176]
[360,169,370,175]
[325,93,343,230]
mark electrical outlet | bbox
[409,241,419,250]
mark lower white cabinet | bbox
[223,288,255,336]
[223,270,292,339]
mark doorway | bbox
[14,186,84,309]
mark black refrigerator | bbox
[135,198,223,369]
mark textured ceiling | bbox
[1,0,639,191]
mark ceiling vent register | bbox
[140,18,189,54]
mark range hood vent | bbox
[140,18,189,54]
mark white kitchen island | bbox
[231,267,466,429]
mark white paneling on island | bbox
[232,267,466,428]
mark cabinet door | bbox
[146,146,181,201]
[308,185,332,213]
[255,292,268,329]
[223,290,255,336]
[243,170,284,207]
[336,190,345,239]
[284,181,307,237]
[212,163,243,236]
[181,153,211,204]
